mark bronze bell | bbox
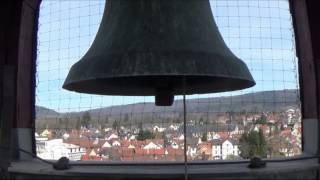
[63,0,255,106]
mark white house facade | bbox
[211,139,239,160]
[221,140,239,159]
[37,139,86,161]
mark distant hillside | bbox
[36,89,300,119]
[36,106,59,118]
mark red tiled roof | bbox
[197,142,212,155]
[281,129,292,136]
[121,140,131,147]
[81,154,102,161]
[64,138,93,149]
[217,132,229,139]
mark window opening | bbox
[36,0,301,163]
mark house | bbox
[62,132,70,140]
[197,142,212,159]
[217,132,229,140]
[210,139,239,160]
[211,139,222,160]
[81,152,103,161]
[103,127,112,133]
[230,125,244,135]
[64,137,93,150]
[171,141,179,149]
[106,133,119,141]
[257,124,270,135]
[128,144,135,149]
[92,138,99,146]
[143,141,162,150]
[40,129,51,137]
[101,141,112,148]
[186,146,197,158]
[128,135,136,141]
[221,139,239,160]
[35,135,48,154]
[169,124,179,131]
[120,147,135,161]
[267,114,277,124]
[165,147,184,161]
[153,125,166,132]
[212,133,221,140]
[197,138,202,145]
[37,139,86,161]
[178,134,184,140]
[112,140,121,147]
[89,149,97,156]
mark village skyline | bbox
[35,103,301,161]
[35,89,301,162]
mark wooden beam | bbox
[0,66,16,172]
[304,0,320,125]
[289,0,318,119]
[15,0,40,129]
[0,0,23,170]
[0,0,40,163]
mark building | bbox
[37,139,86,161]
[221,139,239,160]
[211,139,239,160]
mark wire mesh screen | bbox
[35,0,301,162]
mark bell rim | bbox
[63,74,256,96]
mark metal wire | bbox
[183,76,188,180]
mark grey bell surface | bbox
[63,0,255,106]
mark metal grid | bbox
[35,0,301,162]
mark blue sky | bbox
[36,0,299,113]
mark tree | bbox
[99,117,109,131]
[267,133,288,157]
[138,121,143,130]
[75,117,81,130]
[81,111,91,128]
[257,129,267,156]
[63,117,70,130]
[256,114,267,124]
[239,133,250,159]
[104,117,109,124]
[199,117,204,125]
[154,131,163,139]
[201,132,207,142]
[226,154,238,160]
[112,120,120,132]
[137,129,155,141]
[239,129,268,159]
[227,110,235,123]
[58,118,63,126]
[123,114,129,123]
[173,118,181,124]
[162,132,169,147]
